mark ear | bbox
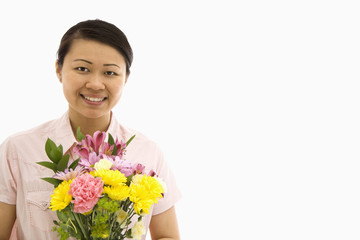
[124,74,129,85]
[55,60,62,82]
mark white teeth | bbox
[83,96,105,102]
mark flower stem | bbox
[73,212,89,239]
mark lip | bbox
[80,94,107,106]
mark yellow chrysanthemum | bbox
[92,169,127,187]
[103,185,130,201]
[49,180,73,211]
[129,175,164,214]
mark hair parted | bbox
[57,19,133,75]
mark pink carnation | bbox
[69,173,104,213]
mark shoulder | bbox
[109,114,162,153]
[2,119,57,145]
[112,122,165,172]
[0,121,52,167]
[0,116,65,157]
[119,123,162,153]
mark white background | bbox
[1,1,359,239]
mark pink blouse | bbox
[0,112,181,240]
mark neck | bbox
[68,109,112,137]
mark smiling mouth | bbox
[80,94,107,102]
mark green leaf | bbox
[57,209,71,223]
[58,144,63,156]
[126,135,136,146]
[108,133,115,145]
[69,158,79,170]
[37,161,58,173]
[126,229,132,238]
[126,174,134,185]
[45,138,62,163]
[112,144,117,156]
[45,138,56,154]
[57,154,70,172]
[69,212,76,222]
[41,177,62,187]
[76,127,85,141]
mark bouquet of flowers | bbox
[37,128,166,240]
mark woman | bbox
[0,19,181,240]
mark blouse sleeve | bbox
[0,137,18,204]
[152,147,181,215]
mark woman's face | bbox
[56,39,128,120]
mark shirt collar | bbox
[48,111,126,154]
[105,111,128,142]
[49,111,77,154]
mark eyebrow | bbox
[74,59,121,69]
[103,63,121,69]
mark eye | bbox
[76,67,89,72]
[104,71,118,76]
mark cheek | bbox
[62,82,75,103]
[62,77,82,98]
[109,83,125,101]
[62,72,83,89]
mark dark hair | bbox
[57,19,133,75]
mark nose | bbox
[85,74,105,90]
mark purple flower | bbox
[133,163,145,174]
[115,138,127,157]
[148,169,157,177]
[111,156,134,177]
[72,130,133,174]
[73,146,89,159]
[99,142,114,156]
[78,152,100,171]
[92,131,106,153]
[74,131,106,156]
[54,166,86,181]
